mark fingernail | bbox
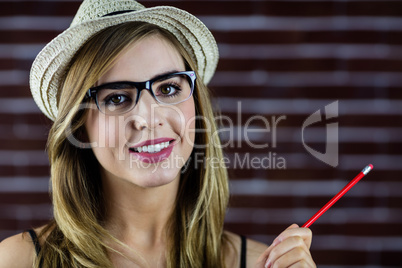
[264,259,271,268]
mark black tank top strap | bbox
[28,229,41,256]
[240,235,247,268]
[27,229,43,267]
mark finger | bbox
[265,235,312,268]
[277,249,313,268]
[255,242,275,268]
[289,259,317,268]
[273,224,313,249]
[272,246,315,268]
[256,225,314,268]
[255,233,290,268]
[255,228,296,268]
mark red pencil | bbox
[302,164,373,228]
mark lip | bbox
[129,138,175,164]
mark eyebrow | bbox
[149,69,181,81]
[96,69,182,88]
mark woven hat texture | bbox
[30,0,219,120]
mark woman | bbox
[0,1,315,267]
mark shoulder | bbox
[0,225,49,268]
[0,231,36,268]
[223,230,269,268]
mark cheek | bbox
[176,98,196,144]
[85,110,99,144]
[85,111,119,148]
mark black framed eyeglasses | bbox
[86,71,196,115]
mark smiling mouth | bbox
[129,140,173,153]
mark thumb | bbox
[287,223,300,229]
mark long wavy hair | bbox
[35,22,230,268]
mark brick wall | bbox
[0,1,401,267]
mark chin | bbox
[128,166,182,189]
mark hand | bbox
[255,224,316,268]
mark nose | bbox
[130,90,163,131]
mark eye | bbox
[156,83,183,98]
[103,93,131,106]
[110,95,125,104]
[160,85,177,96]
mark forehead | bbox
[98,34,186,84]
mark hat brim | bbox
[29,6,218,120]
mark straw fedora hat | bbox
[30,0,219,121]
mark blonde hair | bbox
[36,22,229,268]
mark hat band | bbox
[103,10,135,17]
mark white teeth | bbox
[148,145,155,153]
[154,143,161,152]
[133,141,170,153]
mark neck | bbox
[102,172,179,250]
